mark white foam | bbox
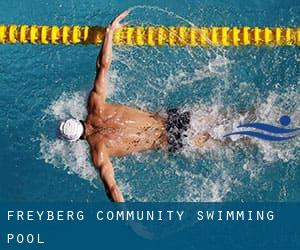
[38,71,300,202]
[253,90,300,162]
[181,89,300,163]
[39,92,98,185]
[39,134,97,183]
[37,7,299,202]
[46,91,87,120]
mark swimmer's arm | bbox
[94,11,129,99]
[93,30,112,99]
[92,144,125,202]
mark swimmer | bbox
[58,11,210,202]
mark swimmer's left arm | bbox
[92,143,125,202]
[93,11,129,100]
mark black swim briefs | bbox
[166,108,191,153]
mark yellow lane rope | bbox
[0,25,299,46]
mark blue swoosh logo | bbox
[237,123,300,134]
[224,131,297,141]
[224,116,299,142]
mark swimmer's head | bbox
[57,118,84,142]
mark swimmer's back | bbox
[86,102,168,156]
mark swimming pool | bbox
[0,0,299,202]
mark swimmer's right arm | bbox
[92,143,125,202]
[93,11,129,100]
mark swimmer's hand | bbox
[107,10,129,33]
[94,10,129,101]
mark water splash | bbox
[39,134,97,184]
[39,88,300,202]
[37,6,300,202]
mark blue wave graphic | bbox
[224,116,299,141]
[224,131,297,141]
[237,123,300,134]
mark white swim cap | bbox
[58,118,84,142]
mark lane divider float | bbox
[0,25,299,46]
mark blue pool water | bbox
[0,0,299,202]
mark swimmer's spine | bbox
[0,25,299,46]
